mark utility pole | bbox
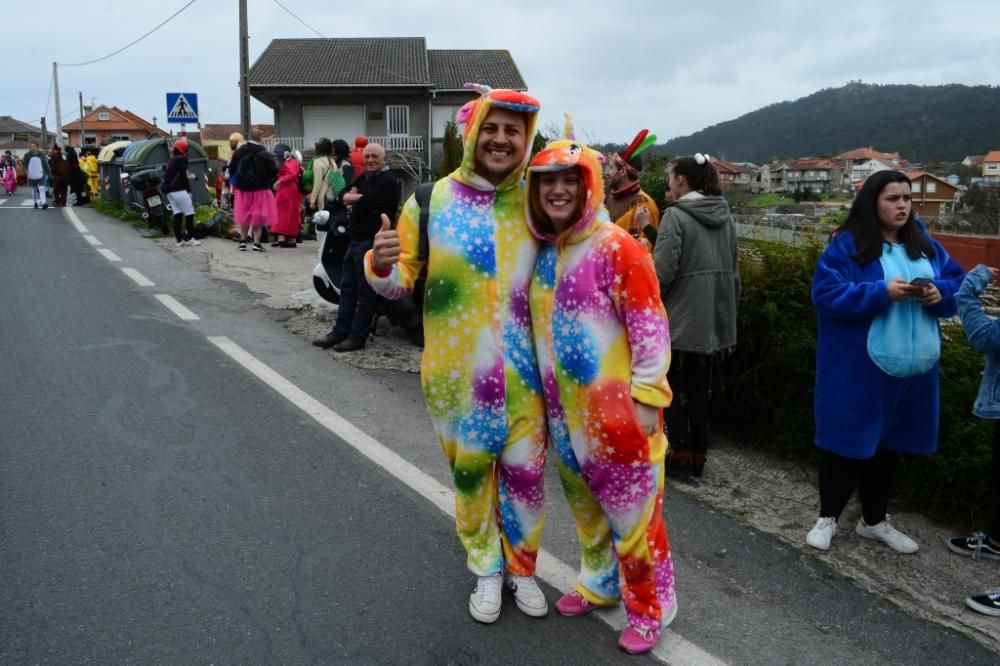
[52,62,63,148]
[40,117,48,148]
[239,0,251,137]
[79,92,85,149]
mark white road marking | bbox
[97,248,122,262]
[83,235,102,246]
[63,207,89,233]
[121,267,154,287]
[154,294,199,321]
[20,199,34,206]
[0,198,6,206]
[206,336,726,666]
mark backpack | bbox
[301,158,314,194]
[413,182,434,262]
[235,150,272,190]
[326,158,348,194]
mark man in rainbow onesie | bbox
[604,130,659,252]
[526,121,676,654]
[366,84,548,624]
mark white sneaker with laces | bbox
[855,515,919,554]
[806,517,838,551]
[175,240,186,247]
[504,573,548,617]
[186,238,202,246]
[469,574,502,623]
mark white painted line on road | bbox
[206,335,726,666]
[63,207,89,233]
[154,294,199,321]
[0,198,6,206]
[20,199,33,206]
[83,235,102,246]
[97,248,122,262]
[121,267,154,287]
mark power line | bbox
[58,0,198,67]
[272,0,325,38]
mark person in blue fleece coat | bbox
[805,170,964,554]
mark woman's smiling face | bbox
[537,168,583,232]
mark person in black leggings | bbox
[163,139,199,247]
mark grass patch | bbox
[747,193,795,207]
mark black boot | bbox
[312,332,346,349]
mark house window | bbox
[927,181,936,193]
[110,134,130,142]
[98,112,110,121]
[432,105,464,139]
[912,181,922,193]
[386,105,409,137]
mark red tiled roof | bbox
[835,147,901,163]
[985,150,1000,163]
[787,157,837,169]
[63,105,166,136]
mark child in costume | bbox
[806,170,964,553]
[526,118,676,655]
[950,264,1000,617]
[366,85,549,623]
[2,160,15,195]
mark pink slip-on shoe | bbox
[555,590,616,616]
[618,626,661,654]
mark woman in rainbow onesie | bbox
[526,121,676,655]
[366,85,549,624]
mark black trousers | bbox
[819,448,898,526]
[333,240,377,341]
[988,422,1000,541]
[173,213,194,242]
[665,351,713,453]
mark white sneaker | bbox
[855,515,919,554]
[469,574,502,623]
[806,517,838,551]
[175,240,185,247]
[504,573,548,617]
[186,238,201,246]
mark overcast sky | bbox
[7,1,999,145]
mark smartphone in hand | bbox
[909,277,933,289]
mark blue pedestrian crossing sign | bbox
[165,93,198,124]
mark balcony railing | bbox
[367,135,424,153]
[262,137,306,152]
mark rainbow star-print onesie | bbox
[527,133,677,632]
[365,87,546,577]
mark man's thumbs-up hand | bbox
[372,213,400,271]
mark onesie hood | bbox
[453,83,540,192]
[526,114,607,245]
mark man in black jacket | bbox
[315,143,399,352]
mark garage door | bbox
[302,105,365,146]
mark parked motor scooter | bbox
[126,168,170,236]
[310,210,349,304]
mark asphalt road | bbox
[1,189,996,665]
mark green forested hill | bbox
[653,83,1000,164]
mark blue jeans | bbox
[333,240,376,341]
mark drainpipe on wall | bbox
[427,89,435,182]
